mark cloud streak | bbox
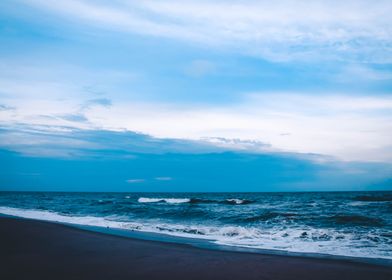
[0,124,232,158]
[65,94,392,162]
[1,92,392,162]
[1,135,391,192]
[1,1,392,164]
[21,0,392,62]
[0,104,15,111]
[155,177,172,181]
[126,179,145,183]
[81,98,112,110]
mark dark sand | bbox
[0,217,391,280]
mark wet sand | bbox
[0,216,391,280]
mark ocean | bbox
[0,191,391,260]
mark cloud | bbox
[126,179,145,183]
[83,94,392,162]
[201,137,271,152]
[0,123,390,192]
[37,114,89,123]
[82,98,112,110]
[1,92,392,162]
[0,104,15,111]
[155,177,172,181]
[2,5,391,162]
[57,114,88,122]
[21,0,392,62]
[333,64,392,84]
[1,138,391,192]
[0,124,229,158]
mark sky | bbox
[0,0,392,191]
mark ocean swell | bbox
[329,214,384,227]
[354,195,392,202]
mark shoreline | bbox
[1,216,391,280]
[1,212,392,267]
[74,221,392,267]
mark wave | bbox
[329,215,384,227]
[189,198,216,204]
[96,200,114,205]
[243,212,299,222]
[137,197,253,205]
[138,198,190,204]
[0,206,129,228]
[223,199,253,205]
[354,195,392,202]
[0,206,391,260]
[190,198,253,205]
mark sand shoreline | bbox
[1,216,391,280]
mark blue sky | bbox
[0,1,392,191]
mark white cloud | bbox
[126,179,145,183]
[2,90,392,162]
[155,177,172,181]
[0,60,124,130]
[21,0,392,62]
[81,98,112,110]
[85,94,392,162]
[334,65,392,83]
[1,6,392,163]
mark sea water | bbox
[0,191,391,260]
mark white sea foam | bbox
[1,206,391,260]
[226,199,246,204]
[0,206,128,228]
[138,198,161,203]
[347,201,369,207]
[138,197,190,204]
[137,197,252,205]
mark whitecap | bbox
[137,197,190,204]
[1,206,391,260]
[226,199,250,205]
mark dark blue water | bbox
[0,191,391,259]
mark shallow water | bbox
[0,191,391,259]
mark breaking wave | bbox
[1,191,391,261]
[223,199,253,205]
[1,206,391,260]
[138,198,191,204]
[243,212,299,222]
[137,197,253,205]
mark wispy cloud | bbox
[1,131,391,192]
[1,92,392,161]
[0,104,15,111]
[155,177,172,181]
[126,179,145,183]
[2,91,392,162]
[84,94,392,162]
[21,0,392,62]
[81,98,112,110]
[1,1,392,164]
[57,114,88,123]
[332,64,392,84]
[0,124,230,158]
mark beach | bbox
[0,216,391,280]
